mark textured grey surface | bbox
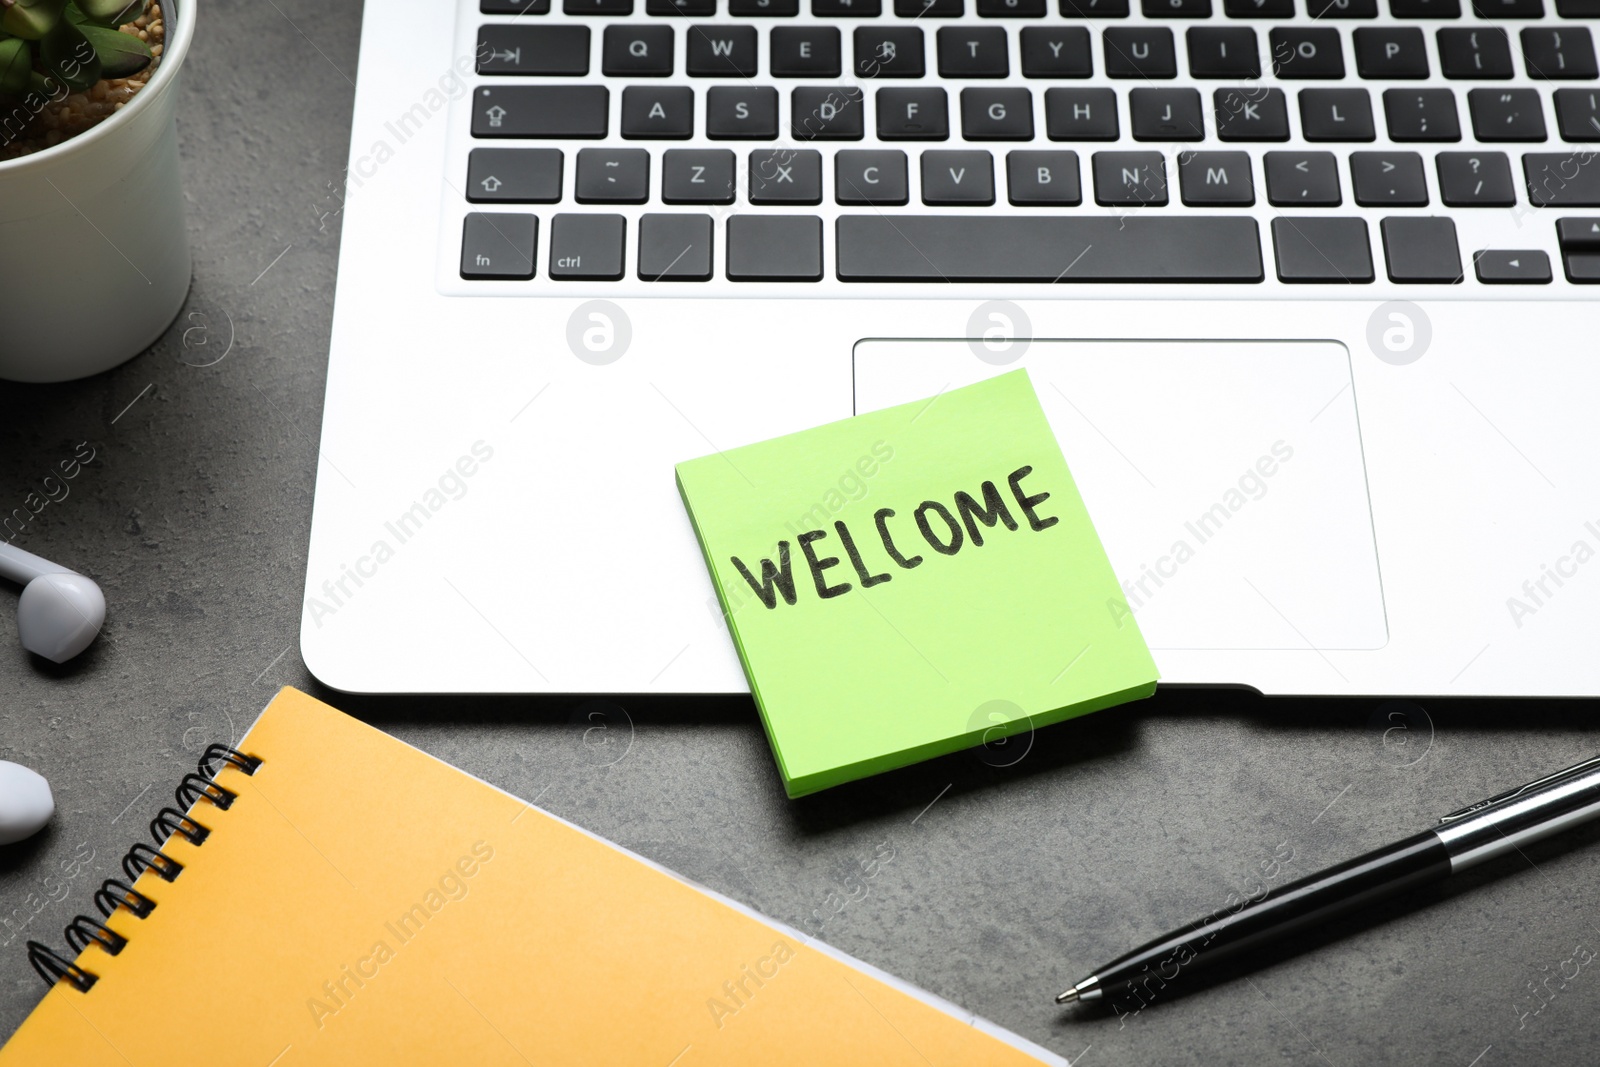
[3,2,1600,1062]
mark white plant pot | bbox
[0,0,194,383]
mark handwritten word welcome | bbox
[731,465,1058,609]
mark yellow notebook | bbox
[2,688,1059,1065]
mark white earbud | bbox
[0,762,53,845]
[0,542,105,664]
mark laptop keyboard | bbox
[446,0,1600,288]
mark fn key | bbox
[462,213,536,279]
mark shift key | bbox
[473,87,610,139]
[1524,154,1600,207]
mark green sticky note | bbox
[676,369,1158,798]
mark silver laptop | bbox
[303,0,1600,698]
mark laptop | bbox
[303,0,1600,698]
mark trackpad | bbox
[853,340,1386,651]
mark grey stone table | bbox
[3,4,1598,1062]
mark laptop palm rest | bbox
[853,339,1386,652]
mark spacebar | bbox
[835,215,1264,283]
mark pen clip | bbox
[1438,754,1600,824]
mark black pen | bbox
[1057,753,1600,1006]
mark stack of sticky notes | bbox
[676,369,1158,797]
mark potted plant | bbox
[0,0,193,383]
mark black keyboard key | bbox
[473,87,610,138]
[1224,0,1294,14]
[639,214,714,281]
[1179,151,1254,204]
[482,0,551,11]
[707,87,779,138]
[1562,252,1600,282]
[1556,216,1600,246]
[1131,88,1205,139]
[576,148,652,202]
[1525,153,1600,205]
[1308,0,1377,15]
[1188,28,1260,78]
[1437,28,1513,78]
[1271,217,1373,282]
[549,214,625,280]
[1355,29,1429,78]
[978,0,1049,13]
[1021,28,1094,77]
[1471,0,1542,16]
[1007,150,1082,204]
[1468,88,1546,140]
[1383,89,1461,140]
[1351,151,1429,204]
[1389,0,1460,14]
[1474,249,1551,283]
[1555,88,1600,139]
[1436,150,1517,203]
[922,150,997,203]
[898,0,963,14]
[836,150,910,204]
[1093,151,1169,205]
[727,216,823,280]
[1556,0,1600,12]
[814,0,883,12]
[1265,150,1342,204]
[730,0,799,10]
[688,26,758,75]
[1143,0,1213,15]
[477,26,590,75]
[648,0,716,12]
[878,88,951,138]
[835,215,1264,281]
[1523,28,1599,80]
[792,87,867,138]
[663,148,737,202]
[1381,217,1462,282]
[772,28,842,75]
[1104,28,1178,78]
[462,213,537,279]
[621,86,695,138]
[1061,0,1129,11]
[467,148,564,203]
[1215,87,1290,140]
[1270,29,1344,79]
[1045,88,1120,139]
[566,0,631,12]
[749,148,824,202]
[856,28,925,78]
[603,26,674,76]
[1299,89,1376,140]
[1556,218,1600,280]
[938,27,1010,76]
[962,89,1036,139]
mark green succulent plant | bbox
[0,0,151,98]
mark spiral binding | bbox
[27,743,262,992]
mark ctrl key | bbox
[550,214,626,281]
[461,212,537,280]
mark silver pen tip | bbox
[1055,988,1080,1005]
